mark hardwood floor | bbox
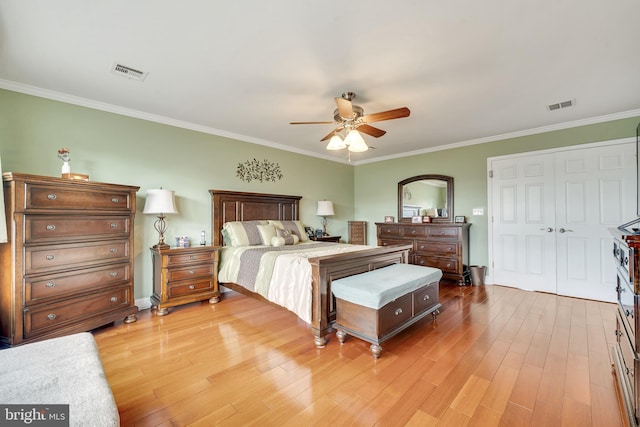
[92,283,624,426]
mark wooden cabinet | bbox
[376,222,470,283]
[0,172,139,346]
[348,221,367,245]
[150,245,220,315]
[611,228,640,426]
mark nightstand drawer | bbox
[168,264,215,281]
[167,251,216,266]
[168,278,215,298]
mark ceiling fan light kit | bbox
[290,91,411,157]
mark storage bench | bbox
[332,263,442,358]
[0,332,120,426]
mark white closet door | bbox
[490,141,636,302]
[554,144,636,302]
[491,153,557,293]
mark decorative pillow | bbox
[257,224,277,246]
[276,227,295,245]
[222,220,268,246]
[270,234,299,247]
[269,220,309,242]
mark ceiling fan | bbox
[290,92,410,154]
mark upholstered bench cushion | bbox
[332,263,443,309]
[0,332,119,427]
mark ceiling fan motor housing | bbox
[334,105,363,122]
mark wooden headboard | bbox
[209,190,302,246]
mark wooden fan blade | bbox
[335,97,353,119]
[289,121,334,125]
[320,126,344,141]
[361,107,410,123]
[357,124,387,138]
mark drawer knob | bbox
[110,223,118,228]
[47,194,57,200]
[446,263,452,268]
[189,269,195,275]
[190,255,195,260]
[110,296,118,303]
[45,281,55,288]
[46,224,56,231]
[111,197,119,203]
[423,295,430,301]
[189,285,195,290]
[395,308,403,315]
[47,313,57,321]
[109,272,118,277]
[46,255,55,261]
[411,230,416,234]
[109,248,117,253]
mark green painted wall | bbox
[1,88,638,300]
[0,89,354,300]
[354,116,640,270]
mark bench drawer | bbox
[379,293,413,336]
[413,283,439,315]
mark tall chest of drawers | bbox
[0,172,139,346]
[348,221,367,245]
[611,228,640,426]
[376,222,470,284]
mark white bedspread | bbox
[218,242,370,323]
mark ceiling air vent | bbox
[547,99,574,111]
[110,62,148,81]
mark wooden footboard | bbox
[307,244,412,347]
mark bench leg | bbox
[370,343,382,359]
[336,329,347,344]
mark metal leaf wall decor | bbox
[236,158,284,183]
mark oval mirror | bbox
[398,174,453,223]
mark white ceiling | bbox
[1,1,639,164]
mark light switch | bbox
[472,208,484,216]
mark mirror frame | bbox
[398,174,454,223]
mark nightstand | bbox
[311,235,341,243]
[150,245,220,315]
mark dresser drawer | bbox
[168,278,216,298]
[25,264,130,305]
[427,227,458,239]
[167,251,216,266]
[25,240,130,274]
[415,255,458,274]
[168,264,215,281]
[379,238,409,248]
[415,240,458,256]
[400,226,427,237]
[413,283,439,315]
[25,184,132,211]
[24,286,131,338]
[379,293,413,336]
[25,216,130,243]
[378,225,400,237]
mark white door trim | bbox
[486,136,635,285]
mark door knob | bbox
[558,228,573,233]
[540,227,553,232]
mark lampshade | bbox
[143,189,178,215]
[326,134,346,150]
[344,129,368,152]
[316,200,335,216]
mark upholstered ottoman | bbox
[0,332,119,426]
[332,263,442,358]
